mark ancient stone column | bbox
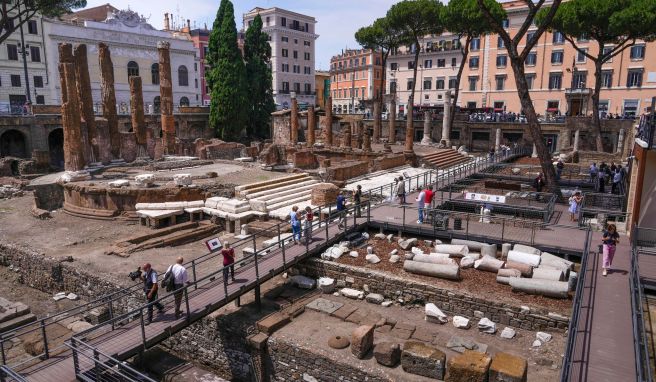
[573,129,580,151]
[404,96,414,152]
[363,132,372,152]
[158,41,175,154]
[60,61,86,171]
[389,93,396,144]
[130,76,147,153]
[342,124,352,148]
[73,44,97,164]
[95,117,112,164]
[616,128,625,154]
[441,90,452,147]
[373,100,381,143]
[323,97,333,146]
[421,110,432,145]
[98,43,120,159]
[307,105,316,147]
[290,94,299,144]
[495,128,501,152]
[58,44,74,105]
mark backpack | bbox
[161,265,175,292]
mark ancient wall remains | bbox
[372,154,406,172]
[326,160,369,183]
[292,150,319,169]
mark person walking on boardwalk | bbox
[589,162,598,188]
[425,185,434,209]
[290,206,302,244]
[336,191,347,230]
[354,185,362,217]
[168,256,189,319]
[416,187,426,224]
[601,224,620,276]
[556,159,565,180]
[533,173,545,200]
[568,191,583,222]
[396,176,406,204]
[303,206,314,244]
[140,262,164,325]
[221,242,236,283]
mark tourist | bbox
[618,165,627,194]
[416,187,426,224]
[598,170,606,193]
[612,168,622,194]
[601,224,620,276]
[533,173,545,200]
[290,206,302,244]
[425,185,434,209]
[354,185,362,217]
[140,262,165,325]
[589,162,598,188]
[221,242,236,282]
[396,176,406,205]
[336,191,347,230]
[488,148,495,162]
[303,206,314,244]
[556,159,565,180]
[168,256,189,319]
[568,191,583,222]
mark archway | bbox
[0,129,27,158]
[48,128,64,169]
[180,96,190,107]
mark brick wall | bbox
[372,154,406,171]
[326,160,369,182]
[298,258,569,332]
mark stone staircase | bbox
[420,149,470,169]
[0,297,36,334]
[236,174,320,219]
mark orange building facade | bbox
[329,49,383,114]
[458,0,656,117]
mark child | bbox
[601,224,620,276]
[289,206,302,244]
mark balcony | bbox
[565,87,592,96]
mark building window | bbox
[293,65,300,73]
[495,75,505,90]
[573,72,586,88]
[7,44,18,60]
[497,36,505,48]
[525,74,535,89]
[177,66,189,86]
[468,76,478,91]
[30,46,40,62]
[553,31,565,44]
[304,52,310,60]
[281,36,288,42]
[195,78,198,88]
[36,95,45,104]
[281,81,289,92]
[127,61,139,77]
[623,99,639,116]
[470,38,480,51]
[526,31,536,45]
[407,79,413,90]
[304,40,311,47]
[33,75,43,88]
[467,101,477,109]
[423,78,432,90]
[598,100,609,113]
[424,59,432,68]
[525,52,537,66]
[304,83,312,94]
[627,69,643,87]
[548,73,562,89]
[469,56,479,68]
[577,33,589,42]
[408,61,415,69]
[630,45,645,60]
[603,45,614,62]
[436,78,445,90]
[576,49,587,63]
[601,70,613,88]
[180,96,190,107]
[282,49,288,57]
[151,63,160,85]
[451,57,457,67]
[437,59,445,68]
[281,17,286,27]
[304,66,311,74]
[547,100,560,112]
[27,20,38,35]
[294,82,300,93]
[496,54,507,67]
[282,63,289,72]
[551,50,563,64]
[10,75,21,87]
[355,88,359,98]
[502,19,509,28]
[390,62,398,71]
[294,38,298,44]
[390,81,397,93]
[293,50,298,59]
[448,77,457,89]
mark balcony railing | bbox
[636,97,656,149]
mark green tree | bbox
[477,0,563,195]
[537,0,656,152]
[443,0,501,138]
[208,0,247,141]
[355,17,402,143]
[386,0,444,151]
[244,14,275,139]
[205,0,228,90]
[1,0,86,45]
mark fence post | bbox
[184,287,191,323]
[71,337,80,376]
[108,300,115,330]
[402,206,406,230]
[93,348,100,380]
[192,260,197,291]
[254,249,260,281]
[501,219,506,241]
[252,235,257,255]
[140,307,147,351]
[40,319,49,359]
[367,200,371,223]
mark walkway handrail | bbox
[560,227,593,382]
[631,225,656,382]
[0,365,27,382]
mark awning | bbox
[547,107,559,112]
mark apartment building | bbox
[329,49,383,114]
[243,7,318,109]
[386,32,463,117]
[189,28,211,106]
[459,0,656,117]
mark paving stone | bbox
[375,324,393,334]
[395,321,416,331]
[305,298,343,314]
[390,327,414,340]
[256,312,290,335]
[350,325,374,359]
[500,327,516,339]
[446,335,488,354]
[489,352,528,382]
[401,341,446,379]
[345,309,370,325]
[374,342,401,367]
[445,350,492,382]
[330,304,358,321]
[411,327,434,343]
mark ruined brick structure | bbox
[129,76,147,153]
[290,95,299,144]
[58,44,85,171]
[324,96,333,146]
[306,105,316,147]
[158,41,176,154]
[98,43,120,159]
[73,44,97,163]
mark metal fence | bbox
[67,338,156,382]
[631,226,656,382]
[0,365,27,382]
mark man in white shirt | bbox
[416,187,426,224]
[169,257,189,319]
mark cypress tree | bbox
[208,0,247,140]
[205,0,228,90]
[244,14,275,139]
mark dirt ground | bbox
[336,238,572,315]
[276,294,565,381]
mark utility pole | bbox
[17,2,32,104]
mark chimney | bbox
[164,13,170,31]
[187,19,191,30]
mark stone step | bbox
[263,187,316,208]
[268,199,314,220]
[240,175,313,198]
[235,174,309,196]
[0,313,37,334]
[266,192,314,213]
[247,179,319,201]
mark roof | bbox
[62,3,118,22]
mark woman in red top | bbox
[424,185,434,208]
[303,206,314,244]
[221,242,235,282]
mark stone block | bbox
[305,298,342,314]
[331,304,358,321]
[247,332,269,350]
[366,293,384,304]
[173,174,192,186]
[311,183,340,206]
[350,325,374,359]
[445,350,492,382]
[374,342,401,367]
[489,352,528,382]
[401,341,446,379]
[256,312,291,335]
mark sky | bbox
[84,0,400,70]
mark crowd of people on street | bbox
[589,161,627,194]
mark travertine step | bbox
[236,174,310,197]
[247,179,318,200]
[0,313,37,333]
[266,191,314,213]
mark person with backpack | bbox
[164,256,189,319]
[140,262,165,325]
[336,191,347,230]
[396,176,406,204]
[221,242,236,283]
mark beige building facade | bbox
[329,48,383,114]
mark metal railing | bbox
[631,226,656,382]
[67,338,156,382]
[636,98,656,149]
[559,228,594,381]
[0,365,27,382]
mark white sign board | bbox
[464,192,506,204]
[205,238,222,252]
